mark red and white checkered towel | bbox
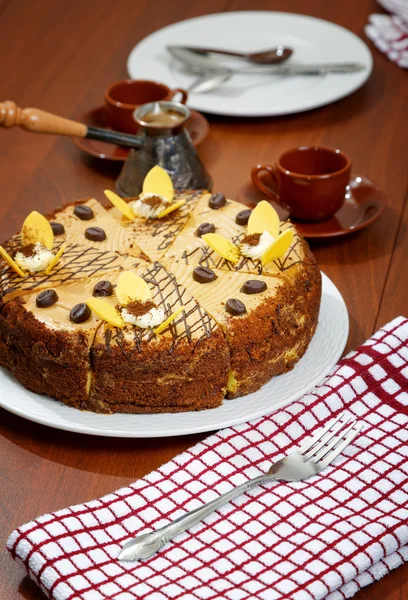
[7,317,408,600]
[365,0,408,67]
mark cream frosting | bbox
[14,243,54,273]
[240,231,275,260]
[129,193,169,219]
[121,305,165,328]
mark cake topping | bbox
[121,302,165,328]
[85,227,107,242]
[0,245,25,277]
[129,193,170,219]
[14,242,54,273]
[195,222,216,237]
[240,231,275,260]
[74,205,94,220]
[36,289,58,308]
[86,297,124,327]
[70,303,91,323]
[116,271,151,305]
[241,280,267,295]
[235,209,252,226]
[104,189,135,221]
[21,211,54,250]
[142,165,174,203]
[261,228,294,266]
[154,305,185,335]
[44,244,66,275]
[209,193,227,210]
[202,233,240,264]
[193,266,217,284]
[50,222,65,236]
[157,199,186,219]
[247,200,280,238]
[93,280,114,297]
[225,298,247,316]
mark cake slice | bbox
[90,261,230,413]
[0,269,124,407]
[167,261,321,398]
[109,190,205,261]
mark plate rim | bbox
[127,10,373,117]
[0,272,349,437]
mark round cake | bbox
[0,171,321,413]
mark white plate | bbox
[127,11,372,117]
[0,273,348,437]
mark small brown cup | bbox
[251,146,351,222]
[104,79,188,134]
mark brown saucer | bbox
[237,174,387,239]
[72,106,209,161]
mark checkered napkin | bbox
[365,0,408,67]
[7,317,408,600]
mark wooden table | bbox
[0,0,407,598]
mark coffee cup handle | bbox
[251,164,280,203]
[171,88,188,104]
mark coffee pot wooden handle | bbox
[0,100,88,138]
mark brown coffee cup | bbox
[104,79,188,134]
[251,146,351,222]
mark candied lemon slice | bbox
[261,229,294,266]
[0,245,25,277]
[21,211,54,250]
[116,271,151,305]
[154,306,184,335]
[247,200,280,238]
[202,233,240,265]
[45,244,66,275]
[86,298,124,328]
[157,199,186,219]
[142,165,174,203]
[104,190,135,221]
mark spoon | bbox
[176,44,293,65]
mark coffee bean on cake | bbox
[74,205,94,220]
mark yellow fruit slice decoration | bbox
[142,165,174,203]
[154,306,184,335]
[202,233,240,265]
[86,298,124,328]
[0,246,25,277]
[104,190,135,221]
[21,211,54,250]
[261,229,294,266]
[157,199,186,219]
[247,200,280,238]
[116,271,151,306]
[45,244,66,275]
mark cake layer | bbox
[90,261,230,413]
[110,190,205,261]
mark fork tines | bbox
[300,412,363,467]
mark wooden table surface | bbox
[1,0,407,598]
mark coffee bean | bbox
[241,280,267,295]
[208,193,227,210]
[93,280,113,297]
[225,299,247,316]
[235,209,252,226]
[74,205,94,220]
[69,303,91,323]
[195,222,216,237]
[50,222,65,236]
[193,266,217,284]
[36,289,58,308]
[85,227,106,242]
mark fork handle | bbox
[118,474,271,561]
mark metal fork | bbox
[118,413,363,561]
